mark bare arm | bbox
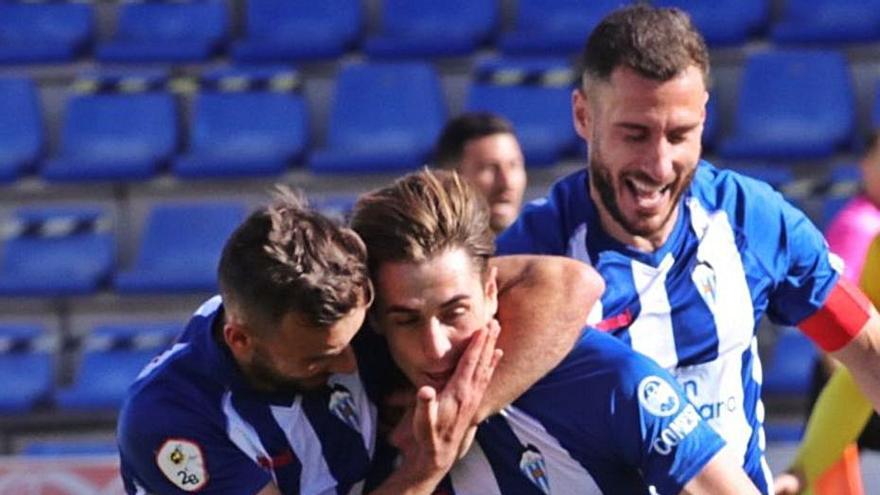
[680,451,761,495]
[481,255,604,419]
[830,308,880,412]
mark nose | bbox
[422,318,452,361]
[493,165,511,192]
[644,137,675,182]
[327,346,357,375]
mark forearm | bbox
[481,255,604,418]
[831,309,880,413]
[680,450,760,495]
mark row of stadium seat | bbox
[4,0,880,66]
[0,50,874,183]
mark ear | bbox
[485,265,499,318]
[572,88,592,142]
[223,319,253,359]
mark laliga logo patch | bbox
[329,384,360,432]
[156,438,207,491]
[637,376,680,418]
[691,260,717,310]
[519,444,551,494]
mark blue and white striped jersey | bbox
[443,329,725,495]
[497,161,840,494]
[117,296,380,495]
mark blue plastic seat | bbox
[309,62,446,174]
[0,206,114,296]
[364,0,497,59]
[42,89,177,182]
[466,57,579,166]
[718,50,855,161]
[763,327,818,398]
[232,0,362,63]
[498,0,631,56]
[0,3,93,64]
[55,322,180,411]
[0,78,43,182]
[97,1,228,63]
[0,324,55,413]
[822,164,862,228]
[114,201,247,294]
[772,0,880,44]
[174,68,308,179]
[20,439,118,457]
[654,0,768,47]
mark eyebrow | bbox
[384,294,471,316]
[615,122,701,134]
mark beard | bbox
[588,141,696,239]
[247,345,324,395]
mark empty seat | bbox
[0,206,114,296]
[772,0,880,44]
[655,0,768,47]
[0,324,55,413]
[97,1,228,63]
[20,439,118,457]
[498,0,630,56]
[763,327,818,398]
[173,67,309,179]
[0,3,94,64]
[308,62,446,174]
[114,201,247,294]
[466,57,579,166]
[232,0,362,63]
[55,322,180,411]
[311,194,357,222]
[822,164,862,228]
[42,84,177,182]
[718,50,855,161]
[364,0,497,59]
[0,78,43,182]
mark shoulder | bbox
[689,160,783,213]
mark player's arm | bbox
[481,254,604,419]
[680,450,760,495]
[255,482,282,495]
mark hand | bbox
[391,322,502,481]
[773,469,805,495]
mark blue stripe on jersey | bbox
[230,392,302,493]
[300,386,371,494]
[740,344,769,493]
[475,416,549,495]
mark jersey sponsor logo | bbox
[691,260,717,310]
[155,438,207,491]
[652,404,701,455]
[519,444,550,494]
[329,384,360,432]
[681,380,737,420]
[637,376,680,417]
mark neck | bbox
[590,190,679,253]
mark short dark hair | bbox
[350,168,495,279]
[578,4,710,89]
[218,187,371,331]
[434,112,516,169]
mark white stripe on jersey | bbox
[450,442,503,495]
[629,253,679,369]
[194,295,222,317]
[222,392,271,479]
[271,396,337,495]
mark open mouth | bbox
[624,177,671,210]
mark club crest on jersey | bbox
[155,438,207,491]
[691,260,717,310]
[637,376,680,417]
[519,444,551,494]
[329,384,360,432]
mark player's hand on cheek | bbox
[772,470,805,495]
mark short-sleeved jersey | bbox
[117,296,379,495]
[497,161,841,493]
[443,329,725,494]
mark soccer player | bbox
[434,112,527,233]
[350,169,759,494]
[117,188,602,494]
[495,5,880,493]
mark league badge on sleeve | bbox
[156,438,208,491]
[519,444,551,494]
[329,384,361,432]
[637,376,680,418]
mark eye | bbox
[667,133,687,145]
[390,315,419,328]
[442,306,469,324]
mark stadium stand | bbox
[364,0,498,59]
[654,0,768,47]
[763,326,819,399]
[0,323,55,414]
[772,0,880,45]
[821,163,863,228]
[0,2,94,64]
[0,77,43,183]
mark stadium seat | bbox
[42,86,178,182]
[114,201,247,294]
[718,50,855,161]
[0,3,94,64]
[173,67,308,179]
[821,163,862,228]
[232,0,362,63]
[0,78,43,182]
[0,206,114,296]
[763,326,818,398]
[20,439,118,457]
[97,1,228,63]
[364,0,497,59]
[466,57,579,166]
[311,194,358,222]
[772,0,880,44]
[308,62,446,174]
[498,0,631,56]
[0,324,55,413]
[702,95,720,151]
[654,0,768,47]
[55,321,180,411]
